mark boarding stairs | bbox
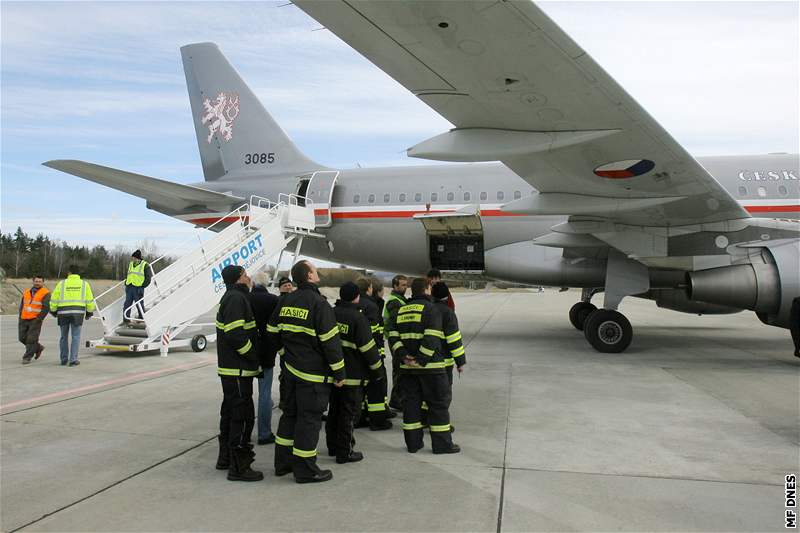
[88,194,320,353]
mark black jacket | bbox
[248,285,279,369]
[433,299,466,368]
[383,290,407,356]
[215,283,259,377]
[267,282,345,384]
[388,295,446,374]
[359,294,385,359]
[334,300,383,386]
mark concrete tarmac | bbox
[1,290,797,532]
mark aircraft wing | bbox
[43,160,244,211]
[294,0,750,226]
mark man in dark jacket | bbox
[249,273,279,445]
[215,265,262,482]
[329,282,384,463]
[389,277,460,455]
[427,269,454,310]
[268,260,345,483]
[355,277,392,430]
[123,249,151,322]
[432,281,466,431]
[384,274,408,410]
[431,282,466,385]
[791,296,800,358]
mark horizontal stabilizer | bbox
[42,160,244,210]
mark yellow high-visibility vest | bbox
[50,275,95,315]
[126,261,147,287]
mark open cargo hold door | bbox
[305,170,339,228]
[414,205,485,273]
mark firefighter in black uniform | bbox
[328,282,384,462]
[791,296,800,358]
[215,265,263,481]
[432,281,466,431]
[384,274,408,410]
[268,260,345,483]
[432,282,466,385]
[389,277,460,454]
[355,277,392,430]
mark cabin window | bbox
[497,190,505,201]
[737,186,747,196]
[447,192,454,201]
[415,192,422,202]
[354,194,360,204]
[757,186,766,198]
[464,192,471,202]
[399,193,407,202]
[431,192,438,202]
[480,191,487,201]
[513,190,522,200]
[779,185,788,196]
[368,194,376,204]
[383,193,390,203]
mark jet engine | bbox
[645,289,741,315]
[686,239,800,328]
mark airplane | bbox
[44,1,799,353]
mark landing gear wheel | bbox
[569,302,597,331]
[191,335,207,352]
[583,310,632,353]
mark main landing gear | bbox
[570,247,648,354]
[570,298,633,353]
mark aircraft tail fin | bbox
[180,42,322,181]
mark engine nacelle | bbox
[484,240,607,287]
[687,239,800,328]
[644,289,742,315]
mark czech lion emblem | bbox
[201,92,240,143]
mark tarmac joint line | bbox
[9,435,218,533]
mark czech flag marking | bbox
[594,159,655,179]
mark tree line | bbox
[0,227,171,280]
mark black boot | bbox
[336,451,364,464]
[227,447,264,481]
[215,436,230,470]
[433,444,461,455]
[295,469,333,483]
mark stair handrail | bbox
[94,203,250,305]
[124,199,289,322]
[138,203,293,337]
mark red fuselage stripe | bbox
[744,205,800,213]
[186,205,799,224]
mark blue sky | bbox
[1,1,798,252]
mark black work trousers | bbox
[363,367,389,426]
[326,385,362,460]
[219,376,255,450]
[402,372,453,452]
[274,374,331,480]
[389,352,406,409]
[18,319,44,359]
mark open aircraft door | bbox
[414,205,485,273]
[305,170,339,228]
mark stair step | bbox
[114,327,148,338]
[105,335,147,345]
[121,322,147,329]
